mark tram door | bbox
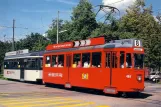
[66,54,72,88]
[106,51,118,87]
[20,59,25,81]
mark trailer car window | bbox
[4,61,9,69]
[26,59,39,70]
[8,60,19,69]
[40,58,43,70]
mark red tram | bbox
[43,36,144,95]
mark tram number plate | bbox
[134,40,141,47]
[82,73,89,80]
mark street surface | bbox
[0,79,161,107]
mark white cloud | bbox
[102,0,136,13]
[57,0,77,5]
[21,9,52,13]
[45,0,77,5]
[153,16,159,22]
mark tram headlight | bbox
[137,75,142,81]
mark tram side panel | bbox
[24,70,42,81]
[3,60,21,80]
[24,58,43,82]
[43,54,69,85]
[4,69,20,80]
[69,51,111,90]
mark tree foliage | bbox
[16,33,50,51]
[0,41,12,73]
[70,0,97,40]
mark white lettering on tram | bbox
[7,71,15,74]
[126,75,132,78]
[48,73,63,78]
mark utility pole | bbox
[3,35,6,42]
[57,11,59,44]
[0,19,27,51]
[12,19,15,51]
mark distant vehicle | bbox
[144,67,150,80]
[148,72,160,82]
[3,49,44,83]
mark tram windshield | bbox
[134,53,144,69]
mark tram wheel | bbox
[119,92,128,98]
[45,83,51,87]
[122,92,128,98]
[117,92,127,98]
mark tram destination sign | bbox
[5,49,29,56]
[46,37,105,51]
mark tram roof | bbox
[4,51,45,60]
[45,39,143,54]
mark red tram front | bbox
[43,37,144,95]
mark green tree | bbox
[46,19,72,43]
[0,41,12,74]
[16,33,50,51]
[70,0,97,40]
[32,36,51,51]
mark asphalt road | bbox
[0,79,161,107]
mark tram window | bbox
[58,55,64,67]
[26,59,39,70]
[126,53,132,68]
[52,55,57,67]
[4,61,9,69]
[92,52,101,68]
[134,54,144,69]
[40,58,43,70]
[112,53,117,68]
[82,53,90,68]
[17,60,20,68]
[106,53,111,68]
[45,56,51,67]
[14,60,19,69]
[8,60,19,69]
[120,51,125,68]
[73,54,81,68]
[8,60,12,69]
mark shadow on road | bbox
[45,83,152,99]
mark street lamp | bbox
[57,11,59,44]
[57,10,70,44]
[59,30,68,34]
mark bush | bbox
[159,81,161,84]
[0,74,7,80]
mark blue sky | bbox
[0,0,160,42]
